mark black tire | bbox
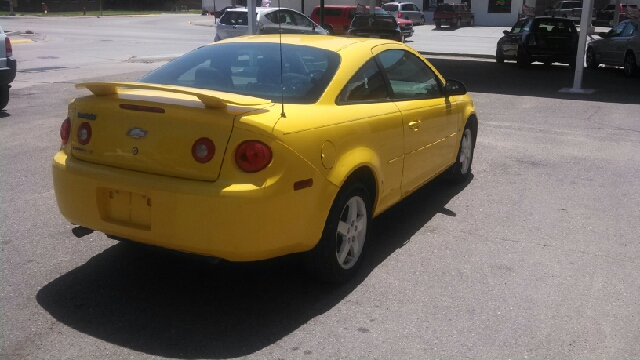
[0,86,9,110]
[304,182,372,283]
[435,20,441,28]
[624,52,638,77]
[517,48,530,68]
[455,18,461,28]
[496,45,504,64]
[420,15,425,25]
[447,118,477,184]
[324,24,334,35]
[586,47,599,69]
[469,17,475,26]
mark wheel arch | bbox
[326,150,381,214]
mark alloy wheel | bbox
[335,196,367,269]
[459,129,472,174]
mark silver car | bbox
[215,7,328,41]
[586,20,640,77]
[382,2,425,25]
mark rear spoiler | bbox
[76,82,272,108]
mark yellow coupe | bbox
[52,35,478,283]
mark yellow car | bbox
[52,35,477,283]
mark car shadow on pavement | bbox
[36,175,471,359]
[428,57,640,105]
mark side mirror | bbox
[445,79,467,96]
[598,31,607,38]
[503,30,510,35]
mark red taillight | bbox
[397,12,402,18]
[60,118,71,145]
[235,140,272,173]
[192,137,215,163]
[77,122,92,145]
[5,37,12,58]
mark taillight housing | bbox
[60,118,71,145]
[235,140,272,173]
[192,137,215,163]
[5,37,12,58]
[77,122,92,145]
[397,12,402,18]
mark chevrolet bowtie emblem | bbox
[126,128,148,139]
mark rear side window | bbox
[338,58,388,103]
[382,4,399,11]
[220,11,248,25]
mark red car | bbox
[310,5,414,39]
[433,3,475,28]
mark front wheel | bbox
[0,86,9,110]
[447,121,476,183]
[586,47,599,69]
[624,52,638,77]
[304,182,372,283]
[496,45,504,64]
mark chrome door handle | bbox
[408,121,420,130]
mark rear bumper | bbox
[0,57,16,86]
[52,151,337,261]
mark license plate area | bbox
[97,188,151,230]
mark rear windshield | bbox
[219,11,248,25]
[139,43,341,104]
[351,15,398,29]
[535,19,576,33]
[382,4,399,11]
[435,4,454,12]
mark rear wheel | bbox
[324,24,334,35]
[435,20,441,28]
[517,48,530,68]
[0,86,9,110]
[455,18,461,28]
[469,17,475,26]
[624,52,638,77]
[304,182,372,284]
[586,47,599,69]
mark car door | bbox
[598,21,628,63]
[216,11,249,40]
[612,21,638,65]
[261,9,300,34]
[375,48,457,195]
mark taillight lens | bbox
[397,12,402,18]
[192,137,215,163]
[60,118,71,145]
[5,37,12,58]
[235,140,272,173]
[77,122,92,145]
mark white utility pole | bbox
[562,0,596,93]
[248,0,257,35]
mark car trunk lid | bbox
[70,82,271,181]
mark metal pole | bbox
[613,0,621,26]
[100,0,102,16]
[568,0,595,92]
[247,0,256,35]
[320,0,324,28]
[9,0,15,16]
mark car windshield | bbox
[382,4,399,11]
[435,4,454,12]
[351,15,397,28]
[139,43,341,104]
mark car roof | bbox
[213,34,398,52]
[225,7,293,13]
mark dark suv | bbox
[433,3,475,28]
[0,25,15,110]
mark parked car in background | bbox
[382,2,426,25]
[215,7,327,41]
[594,3,639,26]
[433,3,475,28]
[586,19,639,76]
[52,35,478,283]
[0,25,15,110]
[346,13,405,42]
[211,5,245,19]
[544,0,581,18]
[496,16,579,68]
[310,5,413,38]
